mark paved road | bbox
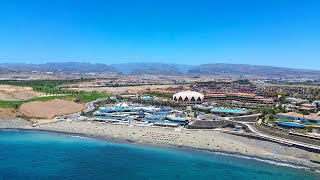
[71,98,111,120]
[55,98,107,121]
[84,102,94,113]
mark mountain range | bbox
[0,62,319,78]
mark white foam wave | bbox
[71,135,89,139]
[204,150,315,171]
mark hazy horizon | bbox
[2,61,320,72]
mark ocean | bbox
[0,130,318,179]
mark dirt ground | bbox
[0,108,17,119]
[19,99,86,119]
[0,85,42,101]
[69,84,178,94]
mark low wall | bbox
[254,124,320,146]
[225,131,320,154]
[187,120,252,132]
[225,114,260,122]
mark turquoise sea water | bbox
[0,130,318,179]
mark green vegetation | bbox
[275,118,293,122]
[195,79,252,85]
[302,122,320,126]
[143,91,174,99]
[73,93,109,103]
[0,92,109,108]
[192,106,211,113]
[0,95,69,108]
[259,108,277,122]
[233,79,252,84]
[0,79,86,87]
[0,79,109,108]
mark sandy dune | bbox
[0,108,17,119]
[19,99,86,119]
[0,85,42,101]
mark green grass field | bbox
[0,93,109,108]
[302,122,320,126]
[0,79,109,108]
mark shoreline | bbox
[1,123,320,172]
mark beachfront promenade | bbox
[62,99,320,154]
[47,97,320,155]
[237,121,320,153]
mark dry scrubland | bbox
[19,99,86,119]
[69,84,179,94]
[0,85,42,101]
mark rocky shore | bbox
[0,118,31,128]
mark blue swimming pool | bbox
[277,121,305,128]
[211,108,247,114]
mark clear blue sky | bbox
[0,0,319,69]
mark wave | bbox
[204,150,315,171]
[71,135,89,139]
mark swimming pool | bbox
[277,121,305,128]
[211,108,247,114]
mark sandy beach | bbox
[4,120,312,171]
[0,119,320,171]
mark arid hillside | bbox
[0,85,42,101]
[19,99,86,119]
[0,108,17,119]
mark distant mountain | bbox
[111,63,195,75]
[42,62,117,74]
[0,63,27,66]
[1,62,320,78]
[0,62,118,74]
[188,63,320,78]
[0,66,10,73]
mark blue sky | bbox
[0,0,319,69]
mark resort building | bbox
[92,103,188,126]
[276,112,320,124]
[298,104,316,112]
[286,98,309,104]
[206,92,274,107]
[173,90,204,104]
[313,101,320,107]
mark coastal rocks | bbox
[0,118,31,128]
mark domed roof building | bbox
[173,90,204,103]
